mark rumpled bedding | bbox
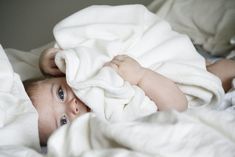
[54,4,224,122]
[4,42,54,81]
[47,108,235,157]
[148,0,235,56]
[1,4,235,157]
[0,45,40,152]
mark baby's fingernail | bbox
[103,63,108,66]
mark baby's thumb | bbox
[50,68,65,77]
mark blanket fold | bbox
[148,0,235,56]
[47,109,235,157]
[54,5,224,122]
[0,45,40,151]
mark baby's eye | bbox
[58,87,64,101]
[60,115,69,126]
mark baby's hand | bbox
[39,48,64,76]
[105,55,146,85]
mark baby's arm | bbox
[106,55,188,111]
[39,48,64,76]
[206,59,235,92]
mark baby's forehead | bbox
[34,79,52,89]
[38,78,60,86]
[45,77,66,84]
[35,77,70,97]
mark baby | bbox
[24,48,235,145]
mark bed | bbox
[1,0,235,157]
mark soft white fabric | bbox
[0,45,41,151]
[47,109,235,157]
[148,0,235,56]
[4,48,42,81]
[4,42,55,81]
[0,146,43,157]
[217,78,235,112]
[53,5,224,122]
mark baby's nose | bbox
[69,98,80,115]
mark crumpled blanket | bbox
[0,45,40,151]
[47,109,235,157]
[53,4,224,122]
[217,79,235,112]
[148,0,235,56]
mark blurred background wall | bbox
[0,0,152,50]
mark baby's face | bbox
[31,77,89,144]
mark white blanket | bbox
[53,5,224,122]
[148,0,235,56]
[47,108,235,157]
[0,45,40,151]
[4,42,54,81]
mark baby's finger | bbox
[50,47,61,52]
[104,62,119,71]
[48,50,58,59]
[49,68,65,76]
[114,55,127,61]
[103,62,110,67]
[50,60,57,68]
[110,59,121,67]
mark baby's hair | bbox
[23,77,46,101]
